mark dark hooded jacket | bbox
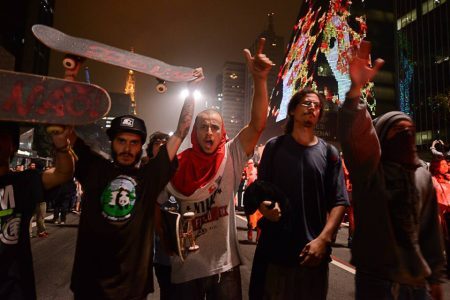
[338,97,445,286]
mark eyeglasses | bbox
[299,101,322,109]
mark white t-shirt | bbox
[162,137,250,283]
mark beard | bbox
[301,111,317,128]
[111,148,142,167]
[302,120,314,128]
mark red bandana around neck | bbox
[171,123,227,196]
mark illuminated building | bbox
[261,0,374,143]
[124,48,137,115]
[244,13,286,126]
[220,62,246,139]
[124,69,137,115]
[260,0,401,143]
[260,0,449,152]
[218,14,285,139]
[396,0,449,150]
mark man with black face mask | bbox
[338,41,445,300]
[68,69,204,300]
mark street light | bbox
[180,89,189,99]
[179,89,202,101]
[193,90,202,101]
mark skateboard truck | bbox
[181,212,199,252]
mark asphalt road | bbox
[31,212,449,300]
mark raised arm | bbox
[430,140,446,158]
[41,127,75,190]
[166,68,204,160]
[338,41,384,176]
[346,41,384,99]
[238,38,273,156]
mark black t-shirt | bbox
[70,139,176,299]
[0,170,43,300]
[257,135,348,264]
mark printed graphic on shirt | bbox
[0,185,21,245]
[179,187,227,238]
[101,175,137,221]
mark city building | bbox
[244,13,286,126]
[0,0,54,74]
[218,14,285,139]
[395,0,449,153]
[220,62,246,139]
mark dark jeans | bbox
[260,262,328,300]
[155,263,172,300]
[171,266,242,300]
[355,270,431,300]
[444,212,450,278]
[53,207,67,222]
[53,195,71,222]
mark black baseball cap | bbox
[106,115,147,142]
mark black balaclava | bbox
[373,111,420,169]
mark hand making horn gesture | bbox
[243,38,274,81]
[347,40,384,98]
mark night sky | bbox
[48,0,302,137]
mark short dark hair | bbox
[284,88,326,134]
[146,131,169,158]
[430,158,446,176]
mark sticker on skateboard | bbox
[32,24,196,82]
[0,69,111,125]
[161,200,199,262]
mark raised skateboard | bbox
[32,24,196,82]
[161,202,199,262]
[0,69,111,126]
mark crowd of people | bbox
[10,160,82,238]
[0,39,448,300]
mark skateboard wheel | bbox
[46,125,64,134]
[156,79,167,93]
[183,212,195,219]
[189,245,199,251]
[63,57,77,70]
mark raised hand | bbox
[348,41,384,97]
[188,67,205,87]
[243,38,274,81]
[49,126,73,150]
[166,69,202,161]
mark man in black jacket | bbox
[338,41,444,300]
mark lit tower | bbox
[244,13,285,127]
[124,48,137,115]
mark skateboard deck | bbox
[161,209,185,261]
[161,206,200,262]
[32,24,196,82]
[0,69,110,125]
